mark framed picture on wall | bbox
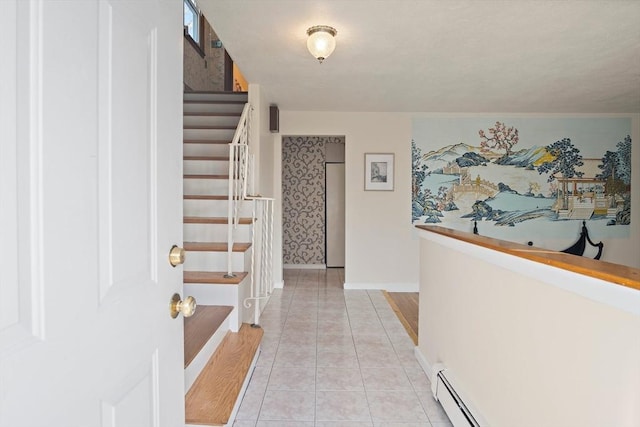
[364,153,394,191]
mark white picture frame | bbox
[364,153,394,191]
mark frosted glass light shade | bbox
[306,25,337,63]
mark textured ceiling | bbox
[201,0,640,113]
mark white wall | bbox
[416,230,640,427]
[247,84,280,289]
[275,112,419,290]
[270,112,639,290]
[248,84,275,199]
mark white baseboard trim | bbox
[416,347,489,427]
[283,264,327,269]
[343,282,419,292]
[414,347,434,382]
[273,280,284,289]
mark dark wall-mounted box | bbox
[269,105,279,133]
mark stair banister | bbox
[225,103,252,278]
[223,100,274,326]
[243,196,275,326]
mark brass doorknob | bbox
[168,245,185,267]
[170,293,197,318]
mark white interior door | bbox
[326,163,345,267]
[0,1,184,425]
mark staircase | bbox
[182,91,264,426]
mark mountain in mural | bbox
[422,142,552,172]
[495,145,553,168]
[421,143,498,172]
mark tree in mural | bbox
[526,181,541,197]
[536,138,584,182]
[597,150,619,180]
[537,138,584,211]
[597,150,625,196]
[616,135,632,186]
[435,186,450,211]
[478,121,520,157]
[614,135,632,224]
[421,188,444,223]
[411,139,429,221]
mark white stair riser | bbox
[183,114,240,127]
[183,249,251,271]
[186,284,238,314]
[184,159,230,175]
[185,285,241,332]
[184,102,244,114]
[184,223,252,242]
[183,143,229,157]
[184,276,253,331]
[184,199,253,217]
[184,128,235,140]
[184,178,231,195]
[184,311,231,393]
[183,92,247,102]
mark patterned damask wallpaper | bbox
[282,136,345,265]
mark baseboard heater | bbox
[431,364,484,427]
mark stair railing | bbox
[225,101,275,324]
[243,196,275,326]
[225,103,251,277]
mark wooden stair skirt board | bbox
[183,242,251,252]
[185,324,263,426]
[184,305,234,368]
[184,271,248,284]
[184,217,254,225]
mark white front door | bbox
[0,1,184,425]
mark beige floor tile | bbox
[233,269,452,426]
[316,390,371,422]
[258,390,315,421]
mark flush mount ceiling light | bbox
[306,25,337,63]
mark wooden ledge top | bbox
[416,225,640,292]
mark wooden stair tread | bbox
[183,112,241,117]
[183,139,231,144]
[184,242,252,252]
[184,195,228,200]
[185,324,263,426]
[184,216,253,225]
[183,156,228,161]
[184,174,228,180]
[184,305,234,368]
[185,90,248,95]
[183,125,237,130]
[184,271,248,284]
[183,100,245,105]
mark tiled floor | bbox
[233,268,452,427]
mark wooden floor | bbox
[383,291,419,345]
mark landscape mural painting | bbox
[412,117,632,245]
